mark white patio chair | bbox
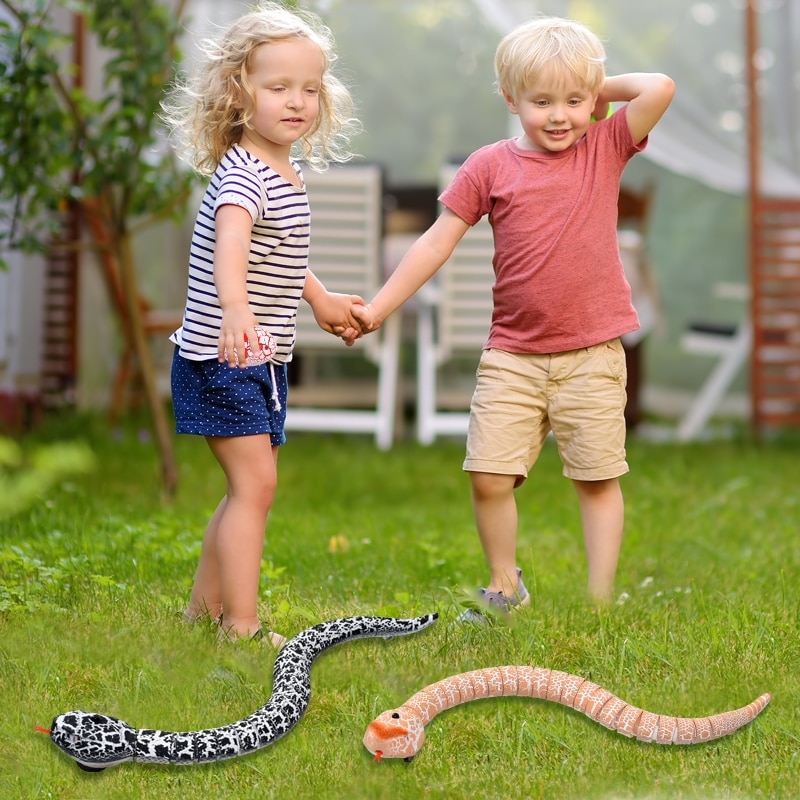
[415,164,494,444]
[285,163,400,449]
[677,282,751,441]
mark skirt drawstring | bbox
[268,362,282,411]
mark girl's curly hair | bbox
[162,2,360,175]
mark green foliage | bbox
[66,0,191,218]
[0,0,193,258]
[0,436,94,522]
[0,435,95,612]
[0,419,797,798]
[0,1,75,252]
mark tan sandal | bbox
[216,619,287,649]
[251,629,288,649]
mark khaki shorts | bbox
[463,341,629,481]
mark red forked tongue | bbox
[373,751,383,763]
[34,725,51,735]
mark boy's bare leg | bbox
[469,471,523,596]
[572,477,624,604]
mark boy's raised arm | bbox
[600,73,675,145]
[355,208,471,333]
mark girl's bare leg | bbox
[469,471,523,596]
[186,434,279,639]
[572,477,624,604]
[185,496,227,622]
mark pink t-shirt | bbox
[440,107,646,354]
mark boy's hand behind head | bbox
[590,100,612,123]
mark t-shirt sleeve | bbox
[438,154,491,226]
[605,104,649,157]
[214,166,265,223]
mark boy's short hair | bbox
[495,17,606,101]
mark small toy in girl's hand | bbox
[244,326,277,365]
[227,326,277,366]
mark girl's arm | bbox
[355,208,471,332]
[599,73,675,145]
[214,203,259,366]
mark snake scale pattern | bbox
[45,614,437,770]
[363,665,770,760]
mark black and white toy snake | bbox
[43,614,437,770]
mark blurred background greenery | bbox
[2,0,791,437]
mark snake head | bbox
[363,708,425,761]
[49,710,137,771]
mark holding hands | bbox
[220,291,369,363]
[330,300,380,344]
[301,268,366,346]
[311,290,368,346]
[350,302,377,334]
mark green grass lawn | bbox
[0,414,797,799]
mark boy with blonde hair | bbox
[354,17,674,609]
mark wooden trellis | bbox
[746,3,800,435]
[749,198,800,430]
[40,212,79,411]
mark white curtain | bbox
[472,0,800,198]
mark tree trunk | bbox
[117,230,179,497]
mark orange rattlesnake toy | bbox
[363,666,770,761]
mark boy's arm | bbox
[599,73,675,145]
[356,208,471,332]
[302,268,364,345]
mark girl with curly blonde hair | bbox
[164,2,364,646]
[163,1,359,174]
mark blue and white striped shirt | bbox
[171,144,309,363]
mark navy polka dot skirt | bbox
[170,348,288,445]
